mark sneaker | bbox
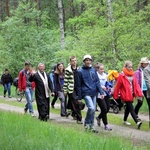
[123,121,131,125]
[90,125,98,133]
[8,96,12,98]
[51,104,55,109]
[30,113,35,117]
[84,124,90,131]
[137,116,141,121]
[66,112,70,118]
[24,108,27,114]
[4,95,6,97]
[77,120,83,124]
[96,116,101,127]
[137,121,142,129]
[104,125,112,131]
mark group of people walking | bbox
[1,55,150,133]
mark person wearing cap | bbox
[113,60,143,129]
[134,57,149,120]
[1,69,13,98]
[18,61,35,117]
[143,58,150,117]
[77,55,104,133]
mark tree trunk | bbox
[58,0,65,50]
[37,0,41,26]
[0,1,3,21]
[6,0,10,17]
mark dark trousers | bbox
[124,101,138,123]
[97,96,110,125]
[51,94,58,106]
[68,93,82,121]
[37,98,50,121]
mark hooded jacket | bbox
[77,65,104,100]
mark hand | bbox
[31,68,36,75]
[78,100,82,103]
[101,95,105,99]
[102,86,107,91]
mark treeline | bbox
[0,0,150,77]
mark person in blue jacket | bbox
[77,55,104,133]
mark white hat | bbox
[140,57,149,64]
[83,55,92,61]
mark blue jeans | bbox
[25,87,34,113]
[4,83,11,96]
[84,95,96,126]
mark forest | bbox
[0,0,150,77]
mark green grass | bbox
[0,111,149,150]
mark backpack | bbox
[13,70,24,87]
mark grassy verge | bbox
[0,110,149,150]
[0,98,150,131]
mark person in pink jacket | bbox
[113,61,143,129]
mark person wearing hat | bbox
[77,54,104,133]
[143,57,150,126]
[1,69,13,98]
[134,57,149,120]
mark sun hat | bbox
[140,57,149,64]
[83,55,92,61]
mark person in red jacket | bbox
[113,60,143,129]
[18,61,35,117]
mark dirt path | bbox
[0,96,150,146]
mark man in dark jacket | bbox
[1,69,13,98]
[29,63,54,121]
[77,55,104,133]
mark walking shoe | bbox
[137,116,141,121]
[51,104,55,108]
[4,95,6,97]
[123,121,131,125]
[24,108,27,114]
[30,113,35,117]
[90,125,98,133]
[84,124,90,131]
[104,125,112,131]
[66,112,70,117]
[8,96,12,98]
[96,116,101,127]
[137,121,142,129]
[77,120,83,124]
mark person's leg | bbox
[58,91,68,116]
[51,94,58,107]
[24,88,34,115]
[123,102,130,122]
[84,96,95,126]
[3,83,7,97]
[134,99,143,116]
[7,83,11,97]
[144,91,150,114]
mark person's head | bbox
[97,63,105,74]
[124,60,133,71]
[83,54,92,67]
[94,63,100,71]
[140,57,149,68]
[70,56,77,67]
[38,63,45,72]
[56,62,64,74]
[24,61,30,71]
[5,69,9,75]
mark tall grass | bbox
[0,111,148,150]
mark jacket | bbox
[77,65,104,100]
[1,73,13,84]
[63,65,75,94]
[18,69,35,92]
[144,64,150,98]
[135,68,142,88]
[113,73,143,102]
